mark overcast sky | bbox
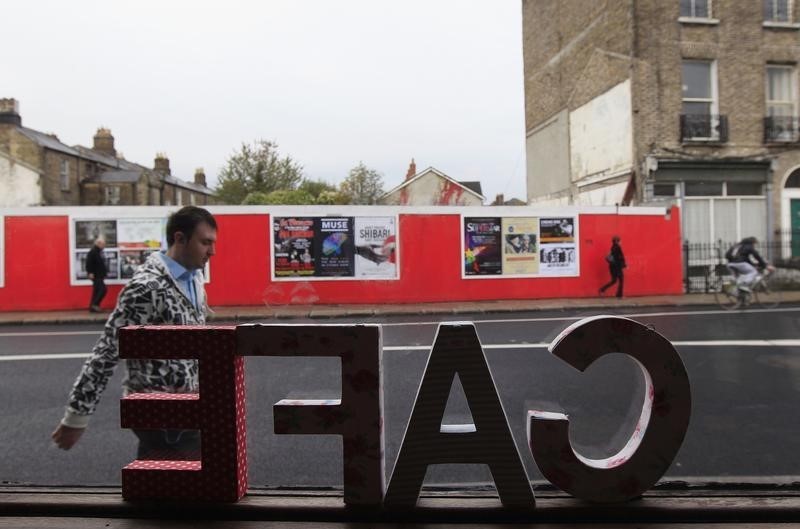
[3,1,526,202]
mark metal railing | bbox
[764,116,800,143]
[680,114,729,143]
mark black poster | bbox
[314,217,355,277]
[273,217,316,277]
[464,217,502,275]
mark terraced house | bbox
[0,98,215,207]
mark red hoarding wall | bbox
[0,209,683,311]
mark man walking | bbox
[85,238,108,312]
[599,235,626,299]
[52,206,217,460]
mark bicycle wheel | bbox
[713,278,740,310]
[754,276,782,309]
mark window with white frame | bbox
[680,0,711,18]
[681,60,719,139]
[766,65,798,141]
[176,188,183,206]
[104,185,121,205]
[60,159,70,191]
[764,0,792,22]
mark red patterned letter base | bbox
[119,326,248,502]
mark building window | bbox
[764,0,792,22]
[654,183,678,197]
[681,60,726,141]
[104,185,121,205]
[765,65,799,142]
[190,193,197,205]
[686,181,723,196]
[150,187,160,205]
[176,188,183,206]
[60,160,70,191]
[680,0,711,18]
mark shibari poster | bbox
[273,217,316,277]
[464,217,502,275]
[314,217,355,277]
[355,216,397,278]
[501,217,539,275]
[539,217,578,275]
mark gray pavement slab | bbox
[3,292,800,326]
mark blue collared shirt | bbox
[159,252,199,310]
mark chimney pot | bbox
[93,127,116,156]
[194,168,206,187]
[0,98,21,126]
[154,153,171,175]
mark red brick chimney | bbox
[405,158,417,180]
[93,128,116,156]
[154,153,171,175]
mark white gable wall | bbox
[0,155,41,207]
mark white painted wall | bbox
[0,154,41,207]
[526,109,570,201]
[382,172,483,206]
[575,181,629,206]
[569,80,633,183]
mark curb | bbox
[2,293,798,326]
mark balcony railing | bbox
[680,114,729,142]
[764,116,800,143]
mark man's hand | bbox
[88,273,95,280]
[51,424,85,450]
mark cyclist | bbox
[725,236,774,296]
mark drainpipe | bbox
[766,159,776,261]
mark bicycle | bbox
[713,267,781,310]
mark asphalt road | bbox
[1,304,799,488]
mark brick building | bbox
[0,98,215,207]
[522,0,800,252]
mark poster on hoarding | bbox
[464,217,502,275]
[501,217,539,275]
[273,217,316,277]
[75,249,120,280]
[463,214,579,278]
[75,220,118,249]
[538,218,577,275]
[315,217,355,277]
[118,218,165,249]
[355,217,397,278]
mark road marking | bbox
[3,338,800,361]
[0,330,101,337]
[379,306,800,327]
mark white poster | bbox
[118,218,165,249]
[354,216,398,278]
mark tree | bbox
[339,162,385,205]
[242,189,315,205]
[215,140,304,204]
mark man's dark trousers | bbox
[90,276,107,308]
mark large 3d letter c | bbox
[528,316,691,503]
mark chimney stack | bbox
[0,98,21,126]
[154,153,171,175]
[405,158,417,180]
[494,193,505,205]
[194,168,207,187]
[93,128,116,156]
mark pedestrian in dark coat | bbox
[85,238,108,312]
[599,235,626,298]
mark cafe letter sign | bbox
[118,316,691,506]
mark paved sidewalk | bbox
[2,292,799,326]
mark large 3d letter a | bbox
[384,322,534,509]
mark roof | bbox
[16,127,81,157]
[381,166,486,201]
[459,181,483,196]
[163,174,215,195]
[92,170,144,183]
